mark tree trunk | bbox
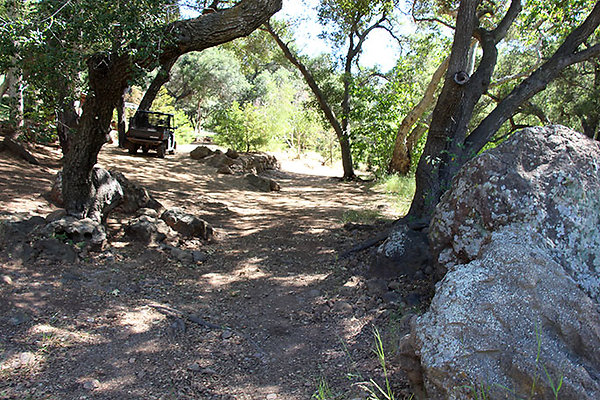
[117,89,127,147]
[56,101,79,155]
[62,54,131,218]
[388,56,449,175]
[409,0,600,222]
[138,58,176,111]
[6,67,24,129]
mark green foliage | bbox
[211,101,270,152]
[374,174,416,216]
[359,327,398,400]
[340,208,384,224]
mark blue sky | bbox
[179,0,408,72]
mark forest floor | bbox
[0,142,426,400]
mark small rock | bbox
[1,275,12,285]
[387,280,401,291]
[382,291,402,305]
[187,362,201,372]
[332,301,353,314]
[128,357,136,364]
[366,279,388,297]
[171,247,194,264]
[83,379,100,391]
[168,318,186,335]
[217,165,234,175]
[403,292,422,306]
[9,311,30,326]
[19,351,35,366]
[266,394,277,400]
[221,330,233,340]
[136,208,158,218]
[307,289,321,298]
[192,251,209,263]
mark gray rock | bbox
[170,247,193,264]
[33,238,78,263]
[124,215,173,244]
[221,330,233,340]
[83,379,100,391]
[365,278,388,297]
[245,174,280,192]
[161,208,213,240]
[332,301,353,314]
[136,208,158,218]
[9,311,30,326]
[217,165,234,175]
[371,223,430,279]
[110,170,163,214]
[225,148,239,159]
[406,126,600,399]
[192,251,209,263]
[44,217,107,251]
[204,152,236,169]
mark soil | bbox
[0,142,426,400]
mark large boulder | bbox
[403,126,600,399]
[190,145,214,160]
[43,216,107,251]
[244,173,280,192]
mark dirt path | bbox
[0,143,415,399]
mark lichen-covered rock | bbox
[160,208,213,240]
[124,214,173,244]
[407,126,600,399]
[430,125,600,301]
[371,223,430,279]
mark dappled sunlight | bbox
[118,307,166,335]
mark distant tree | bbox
[266,0,400,180]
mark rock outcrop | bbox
[189,145,280,174]
[402,126,600,399]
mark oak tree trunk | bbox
[62,54,131,218]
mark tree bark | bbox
[56,100,79,155]
[62,54,131,218]
[116,89,127,147]
[62,0,282,218]
[388,56,449,175]
[138,58,176,111]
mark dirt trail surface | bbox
[0,143,417,399]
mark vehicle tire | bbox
[128,144,139,155]
[157,143,166,158]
